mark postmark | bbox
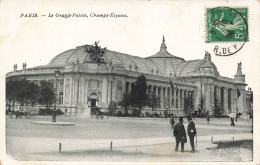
[205,7,248,56]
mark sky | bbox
[0,0,259,89]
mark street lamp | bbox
[52,69,60,122]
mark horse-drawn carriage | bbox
[8,107,39,119]
[90,107,104,119]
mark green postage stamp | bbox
[206,7,248,42]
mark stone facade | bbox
[6,37,253,117]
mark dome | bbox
[176,52,220,77]
[34,38,218,78]
[145,36,185,76]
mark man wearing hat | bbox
[173,117,187,152]
[187,115,197,153]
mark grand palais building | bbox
[6,37,253,117]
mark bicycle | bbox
[167,124,173,130]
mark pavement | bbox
[6,134,253,161]
[5,116,253,162]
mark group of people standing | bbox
[170,116,197,153]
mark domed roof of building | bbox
[175,52,219,77]
[42,38,218,78]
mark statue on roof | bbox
[13,64,18,71]
[204,51,211,62]
[85,41,107,64]
[236,62,242,75]
[22,62,27,70]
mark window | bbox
[58,92,63,104]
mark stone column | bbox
[179,89,182,109]
[79,77,85,105]
[122,80,126,96]
[107,79,112,104]
[129,82,132,94]
[112,80,116,102]
[230,89,234,112]
[223,88,228,114]
[169,88,172,109]
[160,87,163,108]
[217,87,221,105]
[83,79,88,104]
[68,78,74,115]
[182,89,185,109]
[205,84,211,111]
[166,87,168,97]
[74,78,80,104]
[102,78,108,105]
[173,86,177,109]
[155,86,158,97]
[209,84,214,115]
[162,87,165,106]
[177,89,181,110]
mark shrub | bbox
[118,111,123,117]
[154,112,159,118]
[108,101,117,115]
[145,111,150,117]
[131,109,141,117]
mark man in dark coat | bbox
[187,115,196,153]
[173,117,187,152]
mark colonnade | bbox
[212,86,236,114]
[125,82,195,110]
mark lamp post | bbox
[52,69,60,122]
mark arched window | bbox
[58,92,63,104]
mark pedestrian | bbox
[173,117,187,152]
[170,116,175,129]
[207,116,210,124]
[231,117,235,126]
[187,115,197,153]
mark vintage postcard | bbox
[0,0,259,164]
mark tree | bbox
[38,81,55,110]
[6,79,39,110]
[197,96,205,117]
[15,79,28,109]
[6,80,19,110]
[85,41,107,64]
[147,94,160,114]
[184,97,192,115]
[108,101,117,115]
[214,98,221,117]
[129,75,148,110]
[118,93,131,115]
[26,82,40,106]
